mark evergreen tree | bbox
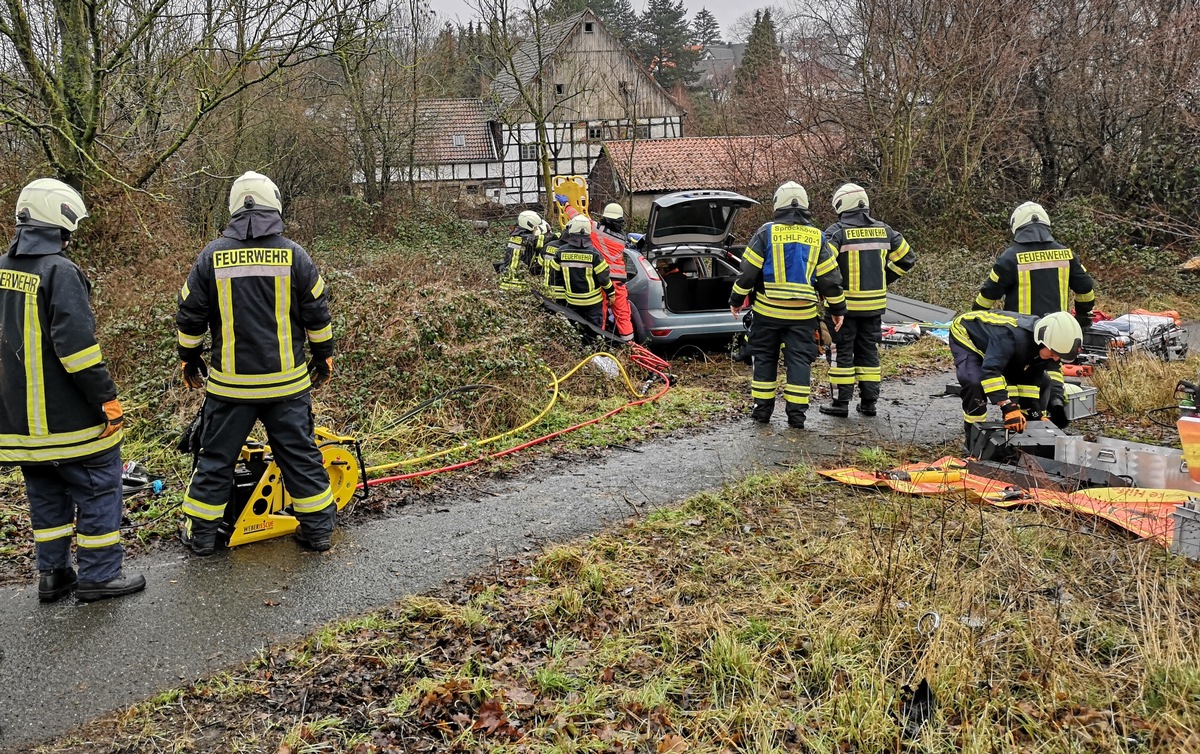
[636,0,700,90]
[734,9,781,95]
[692,7,722,48]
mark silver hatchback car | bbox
[623,190,759,345]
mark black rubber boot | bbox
[294,530,333,552]
[786,411,807,429]
[38,567,77,603]
[819,401,850,417]
[857,402,878,417]
[750,399,773,424]
[76,572,146,603]
[180,521,216,556]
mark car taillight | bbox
[639,257,661,281]
[651,328,672,337]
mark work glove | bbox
[99,399,124,439]
[181,359,207,390]
[309,356,333,390]
[1047,399,1070,429]
[1001,402,1026,434]
[554,193,569,206]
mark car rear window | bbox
[654,201,733,238]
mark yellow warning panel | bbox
[551,175,589,228]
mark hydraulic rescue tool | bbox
[219,427,367,547]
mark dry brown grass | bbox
[34,467,1200,753]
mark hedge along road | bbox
[0,370,963,750]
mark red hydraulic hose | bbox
[363,345,671,487]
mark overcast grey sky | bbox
[425,0,774,42]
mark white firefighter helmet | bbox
[538,220,551,235]
[1034,311,1083,360]
[1010,201,1049,234]
[832,183,869,213]
[228,171,283,216]
[773,181,809,211]
[15,178,88,232]
[565,215,591,236]
[517,210,541,232]
[602,203,624,220]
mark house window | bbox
[584,22,595,33]
[555,83,564,96]
[635,124,651,139]
[466,184,479,195]
[587,126,604,141]
[520,143,540,161]
[452,134,466,147]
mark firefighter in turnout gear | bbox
[949,309,1079,446]
[819,183,915,418]
[552,214,615,331]
[0,179,146,603]
[730,182,846,429]
[559,197,634,340]
[499,210,543,292]
[538,220,566,303]
[973,201,1094,415]
[177,172,338,555]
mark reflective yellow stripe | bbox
[1058,266,1069,311]
[855,366,882,382]
[1075,290,1095,303]
[1017,270,1031,314]
[0,429,121,464]
[33,524,74,542]
[1010,385,1041,399]
[291,486,334,513]
[750,380,777,400]
[752,297,818,320]
[981,377,1008,394]
[275,275,293,372]
[178,330,204,348]
[1047,370,1064,383]
[61,344,102,373]
[814,255,838,276]
[311,276,326,299]
[732,283,752,296]
[306,324,332,343]
[743,249,764,268]
[783,384,811,404]
[829,367,855,385]
[217,277,235,373]
[886,261,908,277]
[988,270,1000,283]
[77,531,121,548]
[963,411,987,423]
[22,292,44,435]
[209,364,309,386]
[181,281,190,301]
[888,240,911,262]
[823,291,846,306]
[206,375,312,401]
[975,294,998,309]
[183,496,225,521]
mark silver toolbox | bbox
[1054,436,1200,492]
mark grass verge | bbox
[33,466,1200,753]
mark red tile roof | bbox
[413,99,498,164]
[601,135,837,193]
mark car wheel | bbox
[628,301,649,344]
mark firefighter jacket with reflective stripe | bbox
[0,226,122,465]
[731,209,846,321]
[177,213,333,403]
[552,234,614,307]
[540,236,566,300]
[950,310,1064,405]
[499,227,540,291]
[824,209,915,315]
[565,206,628,280]
[974,227,1095,318]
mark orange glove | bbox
[99,399,124,439]
[181,359,207,389]
[309,357,333,389]
[1001,402,1026,434]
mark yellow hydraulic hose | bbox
[364,352,646,475]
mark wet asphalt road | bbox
[0,371,961,750]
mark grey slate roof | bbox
[486,11,588,111]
